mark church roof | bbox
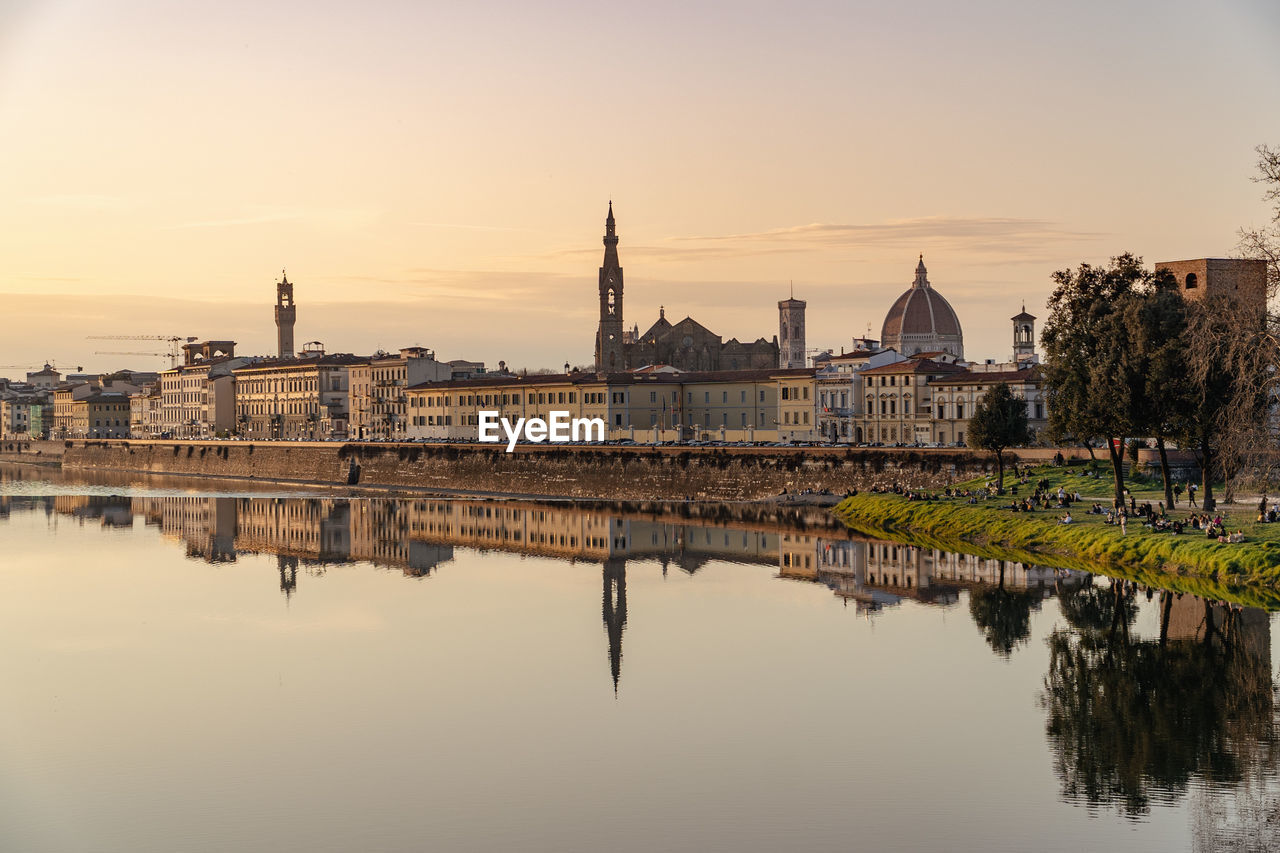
[880,256,963,341]
[928,366,1041,385]
[860,358,966,377]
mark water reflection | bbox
[3,483,1279,843]
[1043,581,1279,827]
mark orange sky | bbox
[1,0,1278,374]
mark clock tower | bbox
[594,202,625,371]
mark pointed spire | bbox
[603,200,618,246]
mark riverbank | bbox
[834,476,1280,608]
[2,438,1012,502]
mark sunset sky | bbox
[2,0,1278,374]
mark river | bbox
[1,462,1276,852]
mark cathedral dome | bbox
[880,256,964,359]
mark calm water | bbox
[2,463,1278,852]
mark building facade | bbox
[233,352,362,440]
[349,347,452,440]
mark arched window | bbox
[1185,273,1198,289]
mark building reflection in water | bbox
[3,484,1277,835]
[2,492,1100,684]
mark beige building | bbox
[930,365,1048,447]
[406,368,806,443]
[815,347,908,442]
[233,352,364,440]
[1,395,37,438]
[72,392,132,438]
[349,347,452,440]
[853,358,966,445]
[776,370,818,441]
[159,341,249,439]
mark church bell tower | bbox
[594,202,625,372]
[778,286,807,369]
[1012,304,1037,364]
[275,270,296,359]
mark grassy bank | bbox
[833,465,1280,609]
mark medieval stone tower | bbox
[594,202,625,372]
[778,289,807,368]
[1012,305,1036,363]
[275,270,296,359]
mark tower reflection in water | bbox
[3,488,1277,832]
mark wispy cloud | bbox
[161,206,379,230]
[541,216,1105,264]
[407,222,542,233]
[28,194,132,211]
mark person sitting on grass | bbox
[1059,511,1073,524]
[1229,530,1246,544]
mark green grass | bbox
[833,469,1280,610]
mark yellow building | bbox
[349,347,452,440]
[853,357,966,445]
[406,368,809,443]
[233,352,365,440]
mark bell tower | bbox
[275,270,296,359]
[1012,304,1036,364]
[778,284,807,369]
[594,202,625,372]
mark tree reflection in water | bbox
[1041,579,1279,831]
[968,583,1043,657]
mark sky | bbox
[1,0,1278,375]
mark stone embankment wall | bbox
[26,439,1032,501]
[0,440,66,465]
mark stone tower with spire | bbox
[275,270,296,359]
[778,285,807,369]
[1012,304,1037,364]
[594,202,625,371]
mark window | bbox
[957,403,965,419]
[650,391,656,403]
[1185,273,1198,289]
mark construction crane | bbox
[94,350,170,360]
[86,335,197,367]
[0,361,83,372]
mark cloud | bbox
[161,206,379,230]
[539,216,1106,265]
[27,194,133,212]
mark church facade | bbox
[594,204,779,372]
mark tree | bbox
[1236,143,1280,298]
[966,383,1031,492]
[1118,284,1194,509]
[1181,295,1275,507]
[1041,255,1150,507]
